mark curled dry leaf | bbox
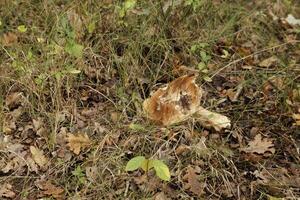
[36,180,64,199]
[143,74,231,131]
[241,134,275,154]
[0,183,16,199]
[66,133,91,155]
[30,146,48,168]
[182,166,205,196]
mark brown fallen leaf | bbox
[0,183,16,199]
[0,32,18,46]
[5,92,23,109]
[259,56,279,68]
[66,133,91,155]
[182,166,205,196]
[30,146,48,168]
[172,64,199,77]
[241,134,275,154]
[254,167,300,188]
[36,180,64,199]
[292,113,300,126]
[143,74,231,131]
[154,192,171,200]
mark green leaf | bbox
[87,21,96,34]
[197,62,206,70]
[124,0,136,10]
[201,69,209,73]
[221,49,229,58]
[203,76,212,82]
[191,44,198,53]
[151,159,170,181]
[17,25,27,33]
[125,156,145,171]
[200,51,207,60]
[67,68,81,74]
[129,123,145,131]
[65,41,83,58]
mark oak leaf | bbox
[0,183,16,199]
[36,180,64,199]
[241,134,275,154]
[30,146,48,168]
[66,133,91,155]
[182,166,205,196]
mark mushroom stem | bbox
[195,106,231,131]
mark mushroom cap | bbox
[143,74,203,126]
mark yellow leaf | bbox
[30,146,48,168]
[67,133,91,155]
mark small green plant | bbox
[191,43,213,82]
[72,166,86,185]
[125,156,170,181]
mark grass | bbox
[1,0,300,199]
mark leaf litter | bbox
[241,134,275,155]
[0,1,299,199]
[66,133,91,155]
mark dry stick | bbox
[208,40,300,82]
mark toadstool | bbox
[143,74,231,131]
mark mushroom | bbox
[143,74,231,131]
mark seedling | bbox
[125,156,170,181]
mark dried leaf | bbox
[0,183,16,199]
[154,192,171,200]
[0,32,17,46]
[26,156,39,173]
[5,92,23,109]
[183,166,205,196]
[254,168,300,188]
[292,114,300,126]
[259,56,279,68]
[241,134,275,154]
[172,65,199,77]
[175,144,190,155]
[30,146,48,168]
[36,180,64,199]
[66,133,91,155]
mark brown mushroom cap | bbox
[143,74,203,126]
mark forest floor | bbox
[0,1,300,199]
